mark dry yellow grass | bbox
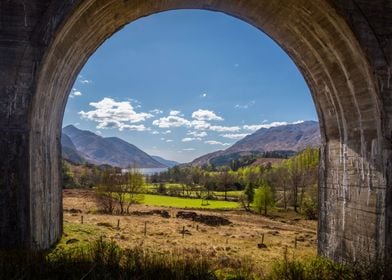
[62,189,317,271]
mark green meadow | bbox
[142,194,239,209]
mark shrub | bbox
[0,239,217,280]
[302,197,317,220]
[268,255,351,280]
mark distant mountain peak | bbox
[61,126,175,168]
[190,121,320,166]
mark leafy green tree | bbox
[243,183,255,209]
[281,147,319,212]
[157,183,167,194]
[253,184,274,215]
[62,161,75,188]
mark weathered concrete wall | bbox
[0,0,390,262]
[330,0,392,259]
[0,1,55,249]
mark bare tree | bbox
[123,169,145,214]
[95,169,118,214]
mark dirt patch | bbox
[131,210,170,218]
[176,211,231,226]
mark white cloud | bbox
[77,75,92,84]
[96,120,122,129]
[242,124,265,131]
[191,120,210,130]
[94,120,150,132]
[222,133,249,140]
[150,109,163,115]
[243,120,305,131]
[128,98,141,104]
[80,79,92,84]
[182,137,201,142]
[190,120,241,133]
[234,100,255,110]
[183,148,196,151]
[192,109,223,121]
[187,131,207,138]
[162,130,172,134]
[79,98,153,131]
[204,140,231,146]
[151,130,160,135]
[169,110,182,116]
[209,125,241,132]
[152,115,191,128]
[119,124,150,132]
[166,139,173,143]
[201,93,207,98]
[70,88,82,98]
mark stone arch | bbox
[1,0,390,263]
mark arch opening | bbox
[25,0,386,263]
[61,9,320,267]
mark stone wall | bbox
[0,0,390,262]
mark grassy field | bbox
[142,194,239,209]
[63,189,317,273]
[146,184,244,200]
[216,190,243,198]
[0,189,376,279]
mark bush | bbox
[0,239,217,280]
[268,254,351,280]
[1,238,391,280]
[302,197,317,220]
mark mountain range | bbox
[62,121,320,169]
[62,125,177,168]
[190,121,320,166]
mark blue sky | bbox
[63,10,317,163]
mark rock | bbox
[176,211,231,226]
[131,209,170,218]
[66,238,79,244]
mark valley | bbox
[59,121,321,278]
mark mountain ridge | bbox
[62,125,172,168]
[190,121,320,166]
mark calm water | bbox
[122,167,168,175]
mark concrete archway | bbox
[0,0,391,263]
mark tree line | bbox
[147,147,319,218]
[62,147,319,218]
